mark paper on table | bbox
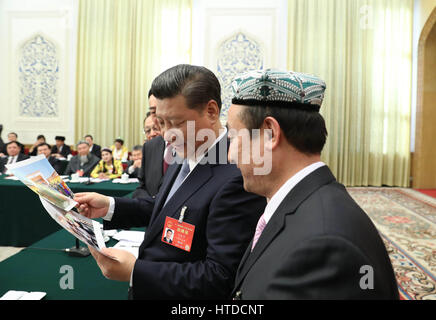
[0,290,46,300]
[4,176,20,180]
[112,178,139,184]
[113,241,140,258]
[112,230,145,243]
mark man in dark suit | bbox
[125,145,143,179]
[131,94,166,200]
[36,142,64,174]
[0,141,29,173]
[64,141,100,177]
[227,69,399,300]
[51,136,71,159]
[74,64,267,299]
[84,135,102,159]
[0,132,25,155]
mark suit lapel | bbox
[233,166,336,294]
[142,161,213,248]
[149,163,181,225]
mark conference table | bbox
[0,227,137,299]
[0,175,139,246]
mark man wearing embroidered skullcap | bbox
[228,69,399,300]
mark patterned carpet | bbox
[348,188,436,300]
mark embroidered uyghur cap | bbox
[231,69,326,112]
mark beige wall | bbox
[412,0,436,188]
[418,0,436,32]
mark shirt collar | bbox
[187,126,227,172]
[263,162,326,224]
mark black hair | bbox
[151,64,222,111]
[148,88,153,98]
[132,145,142,152]
[36,142,51,151]
[238,105,328,155]
[8,132,18,138]
[114,139,124,145]
[37,135,46,140]
[84,134,93,140]
[6,141,20,149]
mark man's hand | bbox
[89,247,136,282]
[74,192,110,219]
[133,159,142,168]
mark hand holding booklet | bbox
[6,155,113,259]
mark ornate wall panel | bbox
[19,35,59,118]
[216,32,264,121]
[192,0,288,124]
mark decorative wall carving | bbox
[19,35,59,117]
[217,32,264,123]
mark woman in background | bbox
[29,135,48,156]
[110,138,128,162]
[91,147,123,179]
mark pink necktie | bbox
[251,214,266,251]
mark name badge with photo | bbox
[162,216,195,252]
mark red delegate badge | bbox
[162,215,195,252]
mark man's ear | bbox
[204,100,220,123]
[263,117,281,151]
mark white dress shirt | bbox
[7,155,18,165]
[263,162,326,224]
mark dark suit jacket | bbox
[232,166,399,300]
[104,135,267,299]
[124,161,141,179]
[64,153,100,177]
[1,141,25,155]
[0,138,5,154]
[132,136,166,200]
[48,156,63,174]
[90,144,102,158]
[51,144,71,158]
[0,153,30,173]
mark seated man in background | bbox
[91,147,123,179]
[85,134,102,159]
[51,136,71,159]
[0,132,25,156]
[29,135,48,156]
[125,145,143,179]
[132,94,166,200]
[36,142,63,173]
[111,138,128,162]
[64,141,100,177]
[0,141,29,174]
[143,112,160,142]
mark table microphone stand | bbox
[65,239,90,257]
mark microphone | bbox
[65,239,90,257]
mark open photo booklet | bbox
[6,155,112,258]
